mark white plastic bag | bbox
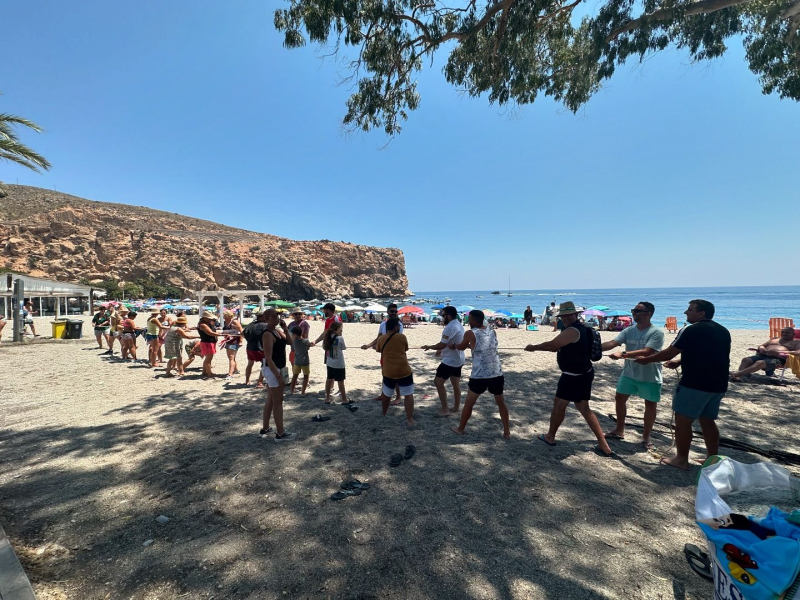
[695,458,800,600]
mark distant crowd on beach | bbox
[76,295,800,472]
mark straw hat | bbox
[176,316,188,325]
[557,301,582,316]
[201,310,216,320]
[150,309,159,315]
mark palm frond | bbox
[0,139,52,172]
[0,113,45,133]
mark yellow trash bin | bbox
[51,320,67,339]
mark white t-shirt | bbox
[439,320,465,367]
[378,321,404,335]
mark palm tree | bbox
[0,105,51,197]
[0,112,51,172]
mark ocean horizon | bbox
[409,285,800,330]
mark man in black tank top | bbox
[525,302,614,457]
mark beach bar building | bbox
[1,273,96,319]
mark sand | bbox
[0,316,798,599]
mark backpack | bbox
[586,325,603,361]
[242,322,259,345]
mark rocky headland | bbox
[0,185,410,299]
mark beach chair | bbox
[776,327,800,383]
[665,316,678,333]
[769,317,794,339]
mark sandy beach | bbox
[0,316,798,599]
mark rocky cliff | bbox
[0,185,410,299]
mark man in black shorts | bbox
[526,301,613,456]
[421,306,465,416]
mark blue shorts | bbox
[145,334,159,342]
[672,386,724,420]
[616,375,662,403]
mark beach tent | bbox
[397,306,424,315]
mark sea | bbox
[409,286,800,330]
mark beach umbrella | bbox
[496,309,513,316]
[483,310,501,318]
[604,309,629,317]
[586,305,609,311]
[343,305,363,312]
[363,303,388,312]
[431,304,446,310]
[397,306,424,315]
[455,305,475,313]
[509,313,524,319]
[583,309,606,317]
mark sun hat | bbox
[557,301,583,316]
[176,316,188,324]
[119,306,129,313]
[201,310,216,320]
[150,309,159,315]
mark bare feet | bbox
[449,405,460,413]
[502,430,511,439]
[436,410,451,417]
[660,456,690,471]
[451,426,465,435]
[642,440,655,450]
[406,419,417,427]
[372,395,382,402]
[389,399,403,406]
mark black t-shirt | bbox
[245,322,269,351]
[672,320,731,393]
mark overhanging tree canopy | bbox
[275,0,800,134]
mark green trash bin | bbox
[65,319,83,339]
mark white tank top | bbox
[471,328,502,379]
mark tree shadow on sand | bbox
[2,356,798,599]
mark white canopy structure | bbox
[195,288,274,322]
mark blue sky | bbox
[3,1,798,292]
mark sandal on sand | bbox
[312,414,331,422]
[537,434,556,447]
[404,445,416,460]
[343,403,358,413]
[642,441,655,450]
[389,453,403,467]
[593,445,615,458]
[604,433,625,440]
[341,479,370,491]
[331,488,362,501]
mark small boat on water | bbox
[491,291,500,295]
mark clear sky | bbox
[3,1,798,292]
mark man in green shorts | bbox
[601,302,664,449]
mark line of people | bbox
[91,298,734,469]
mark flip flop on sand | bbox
[404,445,416,460]
[593,445,616,458]
[311,414,331,422]
[330,489,362,501]
[604,433,625,440]
[343,403,358,413]
[537,434,556,447]
[341,479,371,491]
[642,441,655,450]
[389,453,403,467]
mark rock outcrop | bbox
[0,185,410,299]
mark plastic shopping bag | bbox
[695,458,800,600]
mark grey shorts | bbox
[672,386,724,420]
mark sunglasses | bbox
[631,309,650,314]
